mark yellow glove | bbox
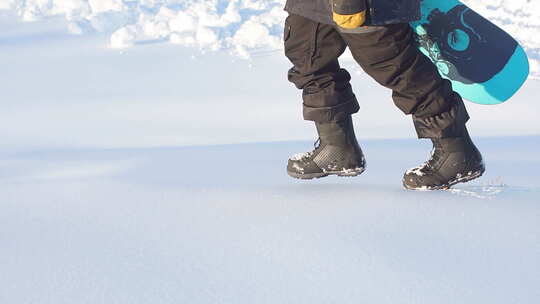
[332,0,367,29]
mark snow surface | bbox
[1,137,539,303]
[1,0,539,77]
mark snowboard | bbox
[410,0,530,105]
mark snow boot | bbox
[403,129,485,190]
[287,117,366,179]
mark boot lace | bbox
[314,137,321,149]
[424,142,444,172]
[407,142,443,176]
[289,138,321,161]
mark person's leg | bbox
[340,23,469,137]
[284,14,358,122]
[284,14,365,179]
[340,24,484,189]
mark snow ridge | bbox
[1,0,539,77]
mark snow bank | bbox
[1,0,539,76]
[0,0,287,58]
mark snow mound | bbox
[1,0,539,76]
[0,0,287,58]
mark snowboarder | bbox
[283,0,485,190]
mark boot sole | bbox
[287,167,366,180]
[403,167,486,191]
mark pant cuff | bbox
[303,97,360,122]
[413,97,470,138]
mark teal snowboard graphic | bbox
[410,0,530,105]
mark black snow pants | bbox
[284,14,470,138]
